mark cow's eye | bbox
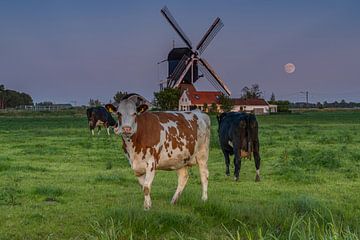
[132,113,136,116]
[117,113,122,117]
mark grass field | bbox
[0,110,359,239]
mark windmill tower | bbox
[160,6,231,96]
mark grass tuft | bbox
[0,186,22,205]
[106,160,113,170]
[222,211,359,240]
[33,186,64,198]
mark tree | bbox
[270,92,276,102]
[0,85,33,108]
[316,102,323,109]
[218,94,234,112]
[241,84,263,99]
[113,91,127,104]
[153,88,181,111]
[275,100,290,112]
[203,103,208,112]
[209,103,218,113]
[0,84,4,109]
[89,99,102,107]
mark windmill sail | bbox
[173,58,194,88]
[167,55,190,88]
[161,6,193,49]
[198,58,231,96]
[196,17,224,55]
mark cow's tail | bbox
[247,116,252,160]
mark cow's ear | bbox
[105,104,117,113]
[137,104,148,114]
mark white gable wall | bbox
[178,91,191,111]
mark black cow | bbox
[217,112,261,182]
[86,105,117,135]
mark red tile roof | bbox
[232,98,269,106]
[186,91,222,105]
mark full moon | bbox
[284,63,296,74]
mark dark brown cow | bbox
[86,105,116,135]
[217,112,261,181]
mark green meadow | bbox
[0,110,359,239]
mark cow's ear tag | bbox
[105,104,116,113]
[137,104,148,113]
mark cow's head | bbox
[106,94,149,137]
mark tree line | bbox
[291,100,360,109]
[0,84,33,109]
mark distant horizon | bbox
[3,82,359,106]
[1,1,359,105]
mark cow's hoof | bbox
[226,172,230,177]
[201,195,208,201]
[255,175,261,182]
[144,200,152,210]
[234,176,239,181]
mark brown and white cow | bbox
[106,94,210,210]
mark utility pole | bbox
[300,91,309,106]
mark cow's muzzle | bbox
[121,126,133,136]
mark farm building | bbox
[178,84,277,114]
[232,98,277,115]
[178,84,222,112]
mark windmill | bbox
[160,6,231,96]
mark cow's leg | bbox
[233,147,242,181]
[137,174,145,187]
[89,121,95,136]
[171,167,189,204]
[222,150,231,176]
[253,141,261,182]
[197,153,209,201]
[97,126,101,135]
[143,161,156,210]
[104,123,110,136]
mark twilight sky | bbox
[1,0,359,105]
